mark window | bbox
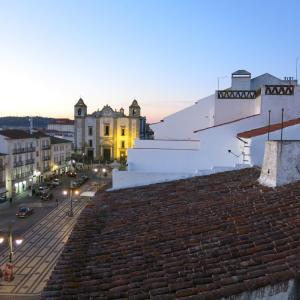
[88,126,93,136]
[104,125,110,136]
[89,140,93,147]
[121,141,125,148]
[121,127,125,136]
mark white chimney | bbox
[231,70,251,90]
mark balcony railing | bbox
[12,147,36,154]
[42,145,51,150]
[43,156,51,161]
[217,90,260,99]
[13,172,33,180]
[13,161,24,168]
[265,85,294,96]
[25,159,35,165]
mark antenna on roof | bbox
[296,57,299,82]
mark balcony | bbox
[13,161,24,168]
[12,147,36,154]
[25,159,35,165]
[42,145,51,150]
[43,156,51,161]
[43,167,51,172]
[13,172,33,180]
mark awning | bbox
[80,191,96,198]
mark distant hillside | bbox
[0,116,56,129]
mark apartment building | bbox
[0,130,37,197]
[50,136,72,174]
[33,132,52,180]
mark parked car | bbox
[51,178,60,187]
[16,207,34,218]
[81,175,89,182]
[70,180,81,188]
[40,192,53,201]
[36,186,50,196]
[0,195,7,204]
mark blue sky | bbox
[1,0,300,122]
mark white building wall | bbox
[259,141,300,187]
[249,123,300,166]
[85,117,97,154]
[260,85,300,123]
[151,94,215,139]
[214,95,261,126]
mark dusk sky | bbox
[1,0,300,123]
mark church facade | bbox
[74,98,145,162]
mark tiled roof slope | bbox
[43,168,300,299]
[238,117,300,138]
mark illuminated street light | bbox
[94,168,98,173]
[0,224,24,280]
[62,187,79,217]
[15,238,23,246]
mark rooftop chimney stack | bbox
[231,70,251,90]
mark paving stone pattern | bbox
[0,196,89,299]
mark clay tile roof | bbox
[49,119,74,125]
[237,117,300,138]
[43,168,300,299]
[0,129,33,139]
[50,136,72,144]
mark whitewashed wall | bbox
[151,94,215,139]
[214,95,261,126]
[250,123,300,166]
[261,85,300,123]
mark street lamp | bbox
[102,168,107,178]
[63,187,79,217]
[0,224,24,281]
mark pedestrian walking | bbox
[9,197,12,205]
[56,198,59,207]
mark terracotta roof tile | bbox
[43,168,300,299]
[237,117,300,138]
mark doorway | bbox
[103,148,111,162]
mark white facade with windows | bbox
[0,130,38,197]
[50,137,72,174]
[113,70,300,189]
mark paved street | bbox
[0,172,108,299]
